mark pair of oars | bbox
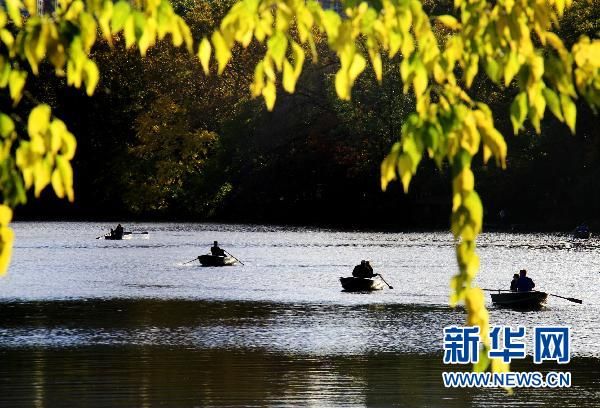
[183,250,244,265]
[482,288,582,304]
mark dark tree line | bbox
[14,0,600,231]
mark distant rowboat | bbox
[340,277,385,292]
[103,231,148,240]
[490,291,548,309]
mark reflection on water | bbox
[1,223,600,406]
[1,347,599,407]
[0,299,599,407]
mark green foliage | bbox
[201,0,600,376]
[0,0,195,274]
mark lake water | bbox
[0,222,599,407]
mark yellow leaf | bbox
[6,0,22,28]
[282,59,296,93]
[397,153,413,193]
[291,41,305,79]
[51,168,64,199]
[267,32,288,71]
[504,52,519,87]
[0,205,12,225]
[111,1,131,34]
[198,37,211,75]
[510,92,527,134]
[123,15,136,48]
[560,94,576,134]
[380,144,400,191]
[348,53,366,83]
[262,80,276,111]
[0,226,14,275]
[370,51,382,83]
[28,104,51,138]
[59,125,76,160]
[56,155,74,202]
[33,158,52,197]
[212,31,231,75]
[138,18,157,57]
[8,70,27,104]
[436,15,461,30]
[413,61,427,97]
[0,113,14,138]
[335,69,349,100]
[98,1,113,42]
[250,62,264,97]
[465,55,478,88]
[83,60,99,96]
[453,167,474,193]
[178,17,193,53]
[79,12,97,53]
[321,10,341,41]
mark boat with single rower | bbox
[339,277,385,292]
[198,255,237,266]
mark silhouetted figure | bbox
[113,224,124,239]
[516,269,535,292]
[211,241,226,257]
[365,261,374,277]
[510,273,519,291]
[352,260,376,279]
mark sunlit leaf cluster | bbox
[200,0,599,375]
[0,0,194,275]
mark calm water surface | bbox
[0,222,599,407]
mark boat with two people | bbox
[486,269,582,309]
[340,260,393,292]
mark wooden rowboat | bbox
[340,277,385,292]
[103,231,148,240]
[198,255,236,266]
[490,291,548,309]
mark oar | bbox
[376,274,393,289]
[182,257,199,265]
[123,231,149,235]
[547,292,583,304]
[224,250,244,265]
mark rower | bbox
[211,241,226,257]
[516,269,535,292]
[510,273,519,291]
[114,224,124,239]
[352,260,376,279]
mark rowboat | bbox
[103,231,148,240]
[198,255,236,266]
[104,234,130,240]
[490,291,548,309]
[340,277,385,292]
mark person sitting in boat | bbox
[516,269,535,292]
[352,260,376,279]
[113,224,124,239]
[211,241,226,257]
[510,273,519,291]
